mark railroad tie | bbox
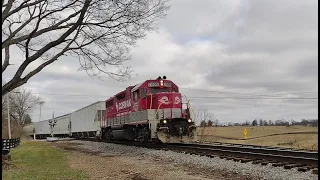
[261,161,273,166]
[252,160,264,164]
[284,164,304,169]
[219,156,226,159]
[298,166,314,172]
[240,159,252,163]
[312,168,318,175]
[232,158,242,162]
[272,162,287,167]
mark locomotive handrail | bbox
[149,94,153,109]
[188,101,196,122]
[154,102,163,131]
[182,95,196,121]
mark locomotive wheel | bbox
[105,129,112,142]
[137,127,149,143]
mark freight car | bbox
[52,114,71,138]
[35,119,51,138]
[33,101,105,139]
[70,101,105,138]
[101,76,197,143]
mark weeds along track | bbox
[200,131,318,141]
[78,138,318,175]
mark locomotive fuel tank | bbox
[111,129,135,141]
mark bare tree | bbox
[2,0,170,95]
[195,108,216,143]
[195,108,213,125]
[2,86,43,136]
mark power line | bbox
[35,97,318,105]
[29,92,318,101]
[31,90,318,98]
[31,92,108,97]
[188,97,318,100]
[180,88,318,97]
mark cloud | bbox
[3,0,317,123]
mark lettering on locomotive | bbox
[116,99,131,111]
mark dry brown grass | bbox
[2,121,33,139]
[197,126,318,151]
[197,125,318,138]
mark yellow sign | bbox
[244,128,248,136]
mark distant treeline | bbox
[200,119,318,127]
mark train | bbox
[25,76,197,143]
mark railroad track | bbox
[164,143,318,174]
[75,138,318,175]
[200,141,318,152]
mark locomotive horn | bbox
[157,76,161,80]
[163,76,166,79]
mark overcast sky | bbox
[3,0,318,125]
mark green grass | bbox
[2,141,88,180]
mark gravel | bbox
[72,140,317,180]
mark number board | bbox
[148,82,172,87]
[164,82,171,87]
[148,82,160,87]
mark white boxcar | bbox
[53,114,71,135]
[71,101,105,134]
[35,120,50,135]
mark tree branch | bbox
[2,45,10,72]
[2,0,169,95]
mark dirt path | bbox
[54,142,251,180]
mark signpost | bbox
[49,119,57,137]
[244,128,248,139]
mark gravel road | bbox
[61,140,317,180]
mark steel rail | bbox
[77,138,318,168]
[164,144,318,167]
[169,143,318,159]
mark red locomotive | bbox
[101,76,197,143]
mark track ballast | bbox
[77,138,318,175]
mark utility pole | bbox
[7,91,20,139]
[7,94,11,139]
[39,101,44,122]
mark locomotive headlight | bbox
[163,119,167,124]
[160,80,164,87]
[188,119,192,123]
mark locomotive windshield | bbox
[149,88,171,94]
[159,88,170,93]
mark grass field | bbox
[2,141,88,180]
[197,125,318,150]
